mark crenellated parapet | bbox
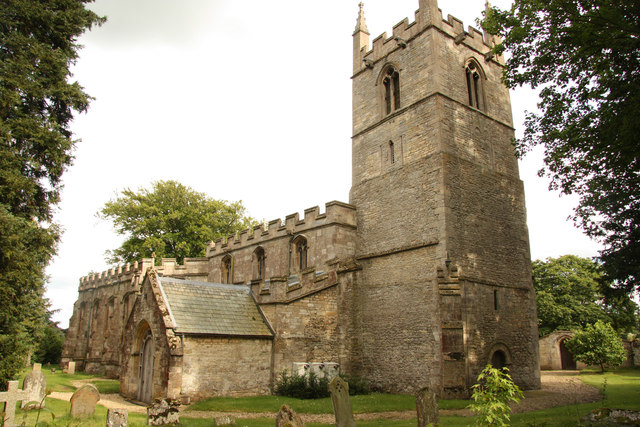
[78,257,208,291]
[354,0,501,75]
[207,201,356,256]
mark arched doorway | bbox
[559,338,576,370]
[137,330,154,403]
[491,350,507,370]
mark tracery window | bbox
[382,66,400,115]
[465,60,485,111]
[292,236,308,272]
[221,255,233,284]
[253,247,266,280]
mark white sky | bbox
[45,0,603,328]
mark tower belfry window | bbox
[382,66,400,114]
[465,61,485,110]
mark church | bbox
[61,0,541,403]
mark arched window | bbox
[292,236,308,272]
[380,65,400,115]
[253,247,266,280]
[465,59,485,111]
[221,255,233,284]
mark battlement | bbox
[207,201,356,256]
[78,257,208,291]
[356,2,500,73]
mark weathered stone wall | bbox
[207,202,357,285]
[181,336,272,399]
[61,258,208,377]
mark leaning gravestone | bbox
[276,404,305,427]
[70,384,100,418]
[328,376,356,427]
[147,399,180,425]
[416,387,439,427]
[67,361,76,375]
[21,363,46,409]
[106,408,128,427]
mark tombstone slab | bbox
[328,376,356,427]
[276,404,305,427]
[67,361,76,375]
[21,364,46,409]
[416,387,439,427]
[214,415,237,426]
[147,399,180,425]
[106,408,128,427]
[70,384,100,418]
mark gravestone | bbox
[67,361,76,375]
[0,381,30,427]
[213,415,237,426]
[106,408,128,427]
[21,364,46,409]
[276,404,305,427]
[416,387,439,427]
[328,376,356,427]
[147,399,180,425]
[70,384,100,418]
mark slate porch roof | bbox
[157,277,273,337]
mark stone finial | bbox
[354,2,369,35]
[418,0,440,28]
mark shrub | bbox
[339,374,371,395]
[565,320,627,372]
[468,364,523,426]
[274,371,330,399]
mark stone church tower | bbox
[348,0,540,396]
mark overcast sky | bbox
[46,0,603,328]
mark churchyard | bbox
[2,365,639,426]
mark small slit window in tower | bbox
[389,141,395,163]
[383,67,400,114]
[493,289,498,310]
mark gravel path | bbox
[48,371,602,423]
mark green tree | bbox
[533,255,639,336]
[482,1,640,295]
[33,320,65,365]
[468,365,524,426]
[565,320,627,372]
[0,0,104,389]
[100,180,257,264]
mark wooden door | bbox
[138,331,154,403]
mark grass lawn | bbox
[187,393,468,414]
[11,367,638,426]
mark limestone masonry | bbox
[62,0,541,402]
